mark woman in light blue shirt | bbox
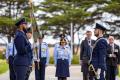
[54,38,72,80]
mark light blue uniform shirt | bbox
[54,44,72,66]
[6,42,17,59]
[33,42,49,65]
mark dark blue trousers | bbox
[8,56,16,80]
[14,65,28,80]
[25,66,32,80]
[35,58,46,80]
[106,65,116,80]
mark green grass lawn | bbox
[119,66,120,77]
[49,54,79,64]
[0,59,8,74]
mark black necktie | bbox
[12,43,15,57]
[35,46,39,60]
[39,43,41,59]
[88,40,91,46]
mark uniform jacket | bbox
[14,30,32,66]
[54,44,72,66]
[33,42,49,65]
[91,37,108,70]
[6,42,17,59]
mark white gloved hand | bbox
[80,60,83,65]
[109,54,116,58]
[96,68,101,79]
[109,54,112,57]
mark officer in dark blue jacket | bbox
[90,23,108,80]
[13,18,32,80]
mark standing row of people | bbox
[80,23,120,80]
[5,18,120,80]
[5,18,72,80]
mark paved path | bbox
[0,66,120,80]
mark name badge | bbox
[114,49,118,52]
[58,49,63,55]
[42,48,46,52]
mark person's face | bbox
[108,36,114,44]
[94,29,100,37]
[26,33,32,39]
[86,31,92,39]
[20,24,27,30]
[61,41,66,46]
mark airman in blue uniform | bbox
[54,38,72,80]
[13,18,32,80]
[33,34,49,80]
[6,38,17,80]
[89,23,108,80]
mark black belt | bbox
[40,57,46,59]
[57,58,68,60]
[9,56,15,58]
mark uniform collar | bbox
[60,45,66,49]
[97,36,103,40]
[17,30,25,35]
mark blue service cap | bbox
[59,34,65,38]
[95,23,107,31]
[15,18,27,26]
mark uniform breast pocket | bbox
[42,48,46,54]
[58,50,63,56]
[9,48,12,52]
[64,53,68,58]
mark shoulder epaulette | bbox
[42,42,48,46]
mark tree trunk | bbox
[7,35,11,43]
[75,32,81,54]
[72,23,75,54]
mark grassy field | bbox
[119,66,120,77]
[0,59,8,74]
[49,54,79,64]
